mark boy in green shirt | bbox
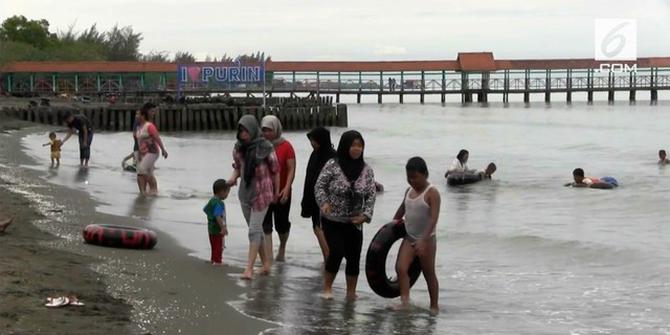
[203,179,230,265]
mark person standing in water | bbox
[227,115,279,280]
[659,150,670,165]
[392,157,440,314]
[315,130,376,300]
[61,110,93,167]
[261,115,296,263]
[301,127,335,263]
[135,103,168,196]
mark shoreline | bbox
[0,116,272,334]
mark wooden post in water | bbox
[651,68,658,103]
[400,71,405,104]
[441,71,446,104]
[479,72,489,103]
[503,70,510,103]
[523,69,530,103]
[420,71,425,104]
[566,69,572,103]
[629,71,636,102]
[607,71,615,103]
[587,69,594,103]
[544,70,551,103]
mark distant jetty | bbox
[0,96,348,131]
[1,52,668,104]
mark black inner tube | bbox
[447,173,482,186]
[365,222,422,298]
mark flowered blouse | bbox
[314,159,376,224]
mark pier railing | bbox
[2,67,669,103]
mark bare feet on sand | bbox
[389,302,411,311]
[0,218,13,233]
[319,291,334,300]
[240,270,253,280]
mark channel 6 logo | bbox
[594,19,637,61]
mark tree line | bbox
[0,15,269,66]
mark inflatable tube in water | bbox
[122,163,136,172]
[590,176,619,189]
[600,176,619,187]
[83,224,157,249]
[446,173,482,186]
[365,222,422,298]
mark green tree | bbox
[142,50,170,62]
[0,15,54,49]
[105,25,142,61]
[174,51,196,63]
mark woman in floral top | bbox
[315,130,376,300]
[227,115,280,280]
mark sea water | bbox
[21,101,670,334]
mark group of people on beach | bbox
[40,102,662,315]
[198,112,441,313]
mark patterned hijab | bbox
[235,115,274,186]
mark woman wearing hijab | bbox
[227,115,280,280]
[301,127,336,263]
[315,130,376,300]
[260,115,296,263]
[444,149,472,177]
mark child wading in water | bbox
[203,179,230,265]
[42,132,62,168]
[393,156,441,314]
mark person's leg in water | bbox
[136,174,147,195]
[242,207,270,279]
[312,214,329,263]
[322,218,344,299]
[262,205,275,268]
[0,217,13,233]
[147,175,158,195]
[275,198,291,262]
[419,237,439,315]
[343,224,363,301]
[83,132,93,167]
[393,239,416,310]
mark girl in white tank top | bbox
[404,184,436,241]
[392,156,441,314]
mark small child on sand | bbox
[392,157,441,315]
[203,179,230,265]
[42,132,62,168]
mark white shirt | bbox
[447,158,468,174]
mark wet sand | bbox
[0,115,271,334]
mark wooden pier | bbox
[1,52,669,104]
[0,100,348,131]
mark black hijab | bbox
[301,127,336,217]
[308,127,335,169]
[336,130,366,182]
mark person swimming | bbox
[659,150,670,165]
[566,168,600,187]
[476,162,497,180]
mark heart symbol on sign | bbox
[187,66,201,82]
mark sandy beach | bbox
[0,114,271,334]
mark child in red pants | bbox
[203,179,230,265]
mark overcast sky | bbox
[3,0,670,61]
